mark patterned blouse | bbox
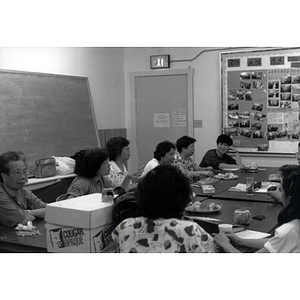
[108,161,128,188]
[112,216,215,253]
[172,153,198,175]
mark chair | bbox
[55,193,69,202]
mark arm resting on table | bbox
[27,207,46,219]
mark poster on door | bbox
[173,108,186,127]
[154,113,170,127]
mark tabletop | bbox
[185,198,282,235]
[0,219,47,253]
[192,167,280,201]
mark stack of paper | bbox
[228,182,280,193]
[235,230,271,239]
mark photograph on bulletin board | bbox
[221,47,300,154]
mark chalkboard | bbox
[0,69,100,170]
[221,47,300,154]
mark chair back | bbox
[56,193,69,202]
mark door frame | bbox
[127,69,194,171]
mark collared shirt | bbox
[67,175,112,198]
[172,152,198,175]
[0,184,46,228]
[108,161,128,188]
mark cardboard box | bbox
[45,193,115,253]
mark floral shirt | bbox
[172,153,198,175]
[108,161,128,188]
[112,216,215,253]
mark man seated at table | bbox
[172,135,213,179]
[200,134,245,170]
[0,151,47,229]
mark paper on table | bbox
[235,230,271,239]
[228,182,280,193]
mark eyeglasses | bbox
[10,169,29,178]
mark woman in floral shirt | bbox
[112,165,215,253]
[172,135,213,179]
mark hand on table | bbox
[200,170,214,177]
[214,232,231,248]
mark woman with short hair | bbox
[66,148,112,198]
[0,151,47,228]
[215,164,300,253]
[200,134,245,170]
[140,140,175,177]
[106,137,143,190]
[172,135,213,178]
[112,165,215,253]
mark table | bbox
[0,219,47,253]
[192,167,280,201]
[27,175,75,203]
[185,198,282,235]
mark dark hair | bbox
[106,137,130,161]
[0,151,26,182]
[216,134,233,146]
[176,136,196,153]
[277,164,300,226]
[74,148,108,178]
[136,165,192,219]
[153,141,175,161]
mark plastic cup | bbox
[102,188,114,203]
[218,224,233,234]
[246,177,254,194]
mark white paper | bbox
[154,113,170,127]
[235,230,271,239]
[228,182,279,193]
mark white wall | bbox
[124,47,229,170]
[123,47,297,170]
[0,47,125,133]
[0,47,295,170]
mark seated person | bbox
[141,140,175,177]
[269,143,300,203]
[172,135,213,178]
[112,165,215,253]
[66,148,112,198]
[200,134,245,170]
[214,164,300,253]
[295,142,300,165]
[106,137,143,191]
[0,151,47,229]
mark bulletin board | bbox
[221,47,300,154]
[0,69,100,171]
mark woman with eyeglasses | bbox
[0,151,47,229]
[214,164,300,253]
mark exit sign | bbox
[150,55,170,69]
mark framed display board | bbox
[221,47,300,154]
[0,69,100,170]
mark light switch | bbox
[194,120,202,128]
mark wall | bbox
[0,47,294,171]
[123,47,297,170]
[124,47,229,170]
[0,47,125,140]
